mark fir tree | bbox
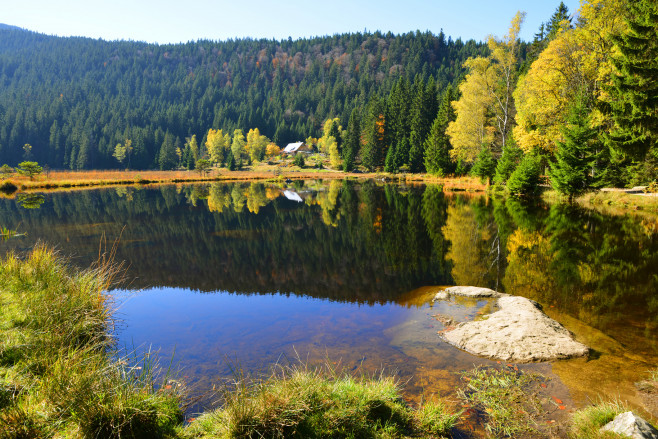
[549,97,600,202]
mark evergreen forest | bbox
[1,0,656,191]
[0,27,485,170]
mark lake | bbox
[1,180,657,418]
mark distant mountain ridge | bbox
[0,26,493,169]
[0,23,23,31]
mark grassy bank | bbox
[1,247,653,438]
[542,189,658,220]
[0,246,184,438]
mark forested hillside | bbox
[0,28,486,169]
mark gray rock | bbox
[601,411,658,439]
[443,286,505,298]
[440,294,589,362]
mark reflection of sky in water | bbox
[110,286,530,413]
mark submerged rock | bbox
[435,287,589,362]
[601,411,658,439]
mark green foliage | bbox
[604,0,658,185]
[0,246,184,437]
[342,108,360,172]
[293,153,305,168]
[0,164,15,178]
[459,366,543,438]
[470,146,496,184]
[384,144,397,173]
[454,158,467,176]
[196,158,212,176]
[548,97,600,201]
[494,135,522,185]
[0,28,485,169]
[16,161,43,180]
[158,133,178,170]
[506,151,543,197]
[226,150,236,171]
[569,400,628,439]
[424,86,455,176]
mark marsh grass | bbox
[569,399,629,438]
[0,245,184,438]
[458,366,543,438]
[184,361,459,438]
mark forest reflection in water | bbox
[1,180,657,410]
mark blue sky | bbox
[4,0,580,44]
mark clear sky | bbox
[4,0,581,44]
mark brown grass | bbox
[4,167,489,194]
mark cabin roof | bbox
[283,142,304,153]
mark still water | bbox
[1,180,657,415]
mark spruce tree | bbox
[424,86,455,175]
[549,98,600,201]
[384,144,397,173]
[158,132,177,170]
[493,135,522,185]
[471,146,496,184]
[362,99,386,171]
[604,0,658,184]
[507,150,543,197]
[343,109,360,172]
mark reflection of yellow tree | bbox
[317,180,341,226]
[502,229,557,303]
[231,184,247,212]
[246,183,268,214]
[207,183,232,213]
[442,203,490,286]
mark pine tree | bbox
[549,98,600,201]
[604,0,658,184]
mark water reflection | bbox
[1,181,657,412]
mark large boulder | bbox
[435,287,589,362]
[601,411,658,439]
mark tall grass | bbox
[0,245,184,438]
[569,399,629,439]
[458,366,543,438]
[184,361,460,438]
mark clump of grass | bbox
[458,366,542,438]
[569,399,628,438]
[0,245,184,438]
[184,362,459,438]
